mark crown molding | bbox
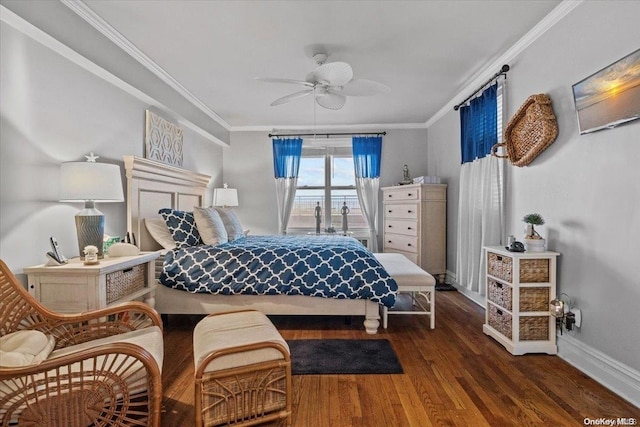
[232,122,428,133]
[425,0,584,128]
[61,0,232,132]
[1,5,228,148]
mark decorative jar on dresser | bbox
[483,246,560,355]
[24,252,159,313]
[381,183,447,277]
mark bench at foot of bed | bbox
[374,253,437,329]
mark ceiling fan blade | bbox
[306,62,353,86]
[270,89,313,106]
[338,79,391,96]
[316,93,346,110]
[256,77,313,87]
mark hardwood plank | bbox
[160,292,639,426]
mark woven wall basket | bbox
[491,94,558,167]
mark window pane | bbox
[297,157,324,187]
[289,189,324,229]
[329,190,368,230]
[331,157,355,186]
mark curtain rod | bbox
[268,131,386,138]
[453,64,510,111]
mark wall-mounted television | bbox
[572,48,640,135]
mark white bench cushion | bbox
[194,310,288,373]
[374,253,436,289]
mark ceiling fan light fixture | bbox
[257,51,390,110]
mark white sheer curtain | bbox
[275,177,298,234]
[272,138,303,235]
[355,177,380,252]
[352,136,383,252]
[456,155,504,295]
[456,81,506,296]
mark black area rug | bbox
[287,339,403,375]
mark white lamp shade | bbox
[213,188,238,207]
[59,162,124,202]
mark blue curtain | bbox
[272,138,303,178]
[352,135,382,251]
[352,136,382,178]
[460,83,497,164]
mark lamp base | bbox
[75,207,105,259]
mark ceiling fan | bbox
[256,53,390,110]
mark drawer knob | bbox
[407,243,412,247]
[497,309,503,315]
[408,193,412,196]
[407,227,412,230]
[122,267,133,273]
[407,210,413,213]
[388,225,392,228]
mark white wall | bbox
[0,23,223,273]
[427,0,640,379]
[225,129,429,248]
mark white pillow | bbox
[0,330,56,367]
[144,218,177,250]
[215,208,245,241]
[193,206,228,246]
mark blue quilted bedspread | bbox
[160,235,397,307]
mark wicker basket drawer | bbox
[488,304,512,340]
[519,259,549,282]
[519,287,550,312]
[487,278,512,310]
[519,316,549,341]
[106,264,146,303]
[487,252,513,282]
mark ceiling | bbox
[81,0,562,130]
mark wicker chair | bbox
[0,259,163,426]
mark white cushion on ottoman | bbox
[193,310,289,373]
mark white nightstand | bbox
[24,252,160,313]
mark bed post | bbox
[363,301,381,334]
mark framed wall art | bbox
[144,110,184,166]
[572,48,640,135]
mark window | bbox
[288,146,367,232]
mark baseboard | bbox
[557,334,640,408]
[446,270,640,407]
[444,270,485,307]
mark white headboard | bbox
[124,156,211,251]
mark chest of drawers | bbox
[482,246,560,355]
[381,184,447,277]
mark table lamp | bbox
[213,183,238,208]
[59,153,124,258]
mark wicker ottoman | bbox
[193,310,292,427]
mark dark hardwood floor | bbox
[160,291,638,426]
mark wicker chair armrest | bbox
[0,342,162,427]
[39,302,162,349]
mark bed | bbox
[124,156,395,334]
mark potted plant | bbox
[522,213,546,252]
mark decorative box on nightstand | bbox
[482,246,560,355]
[24,252,160,313]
